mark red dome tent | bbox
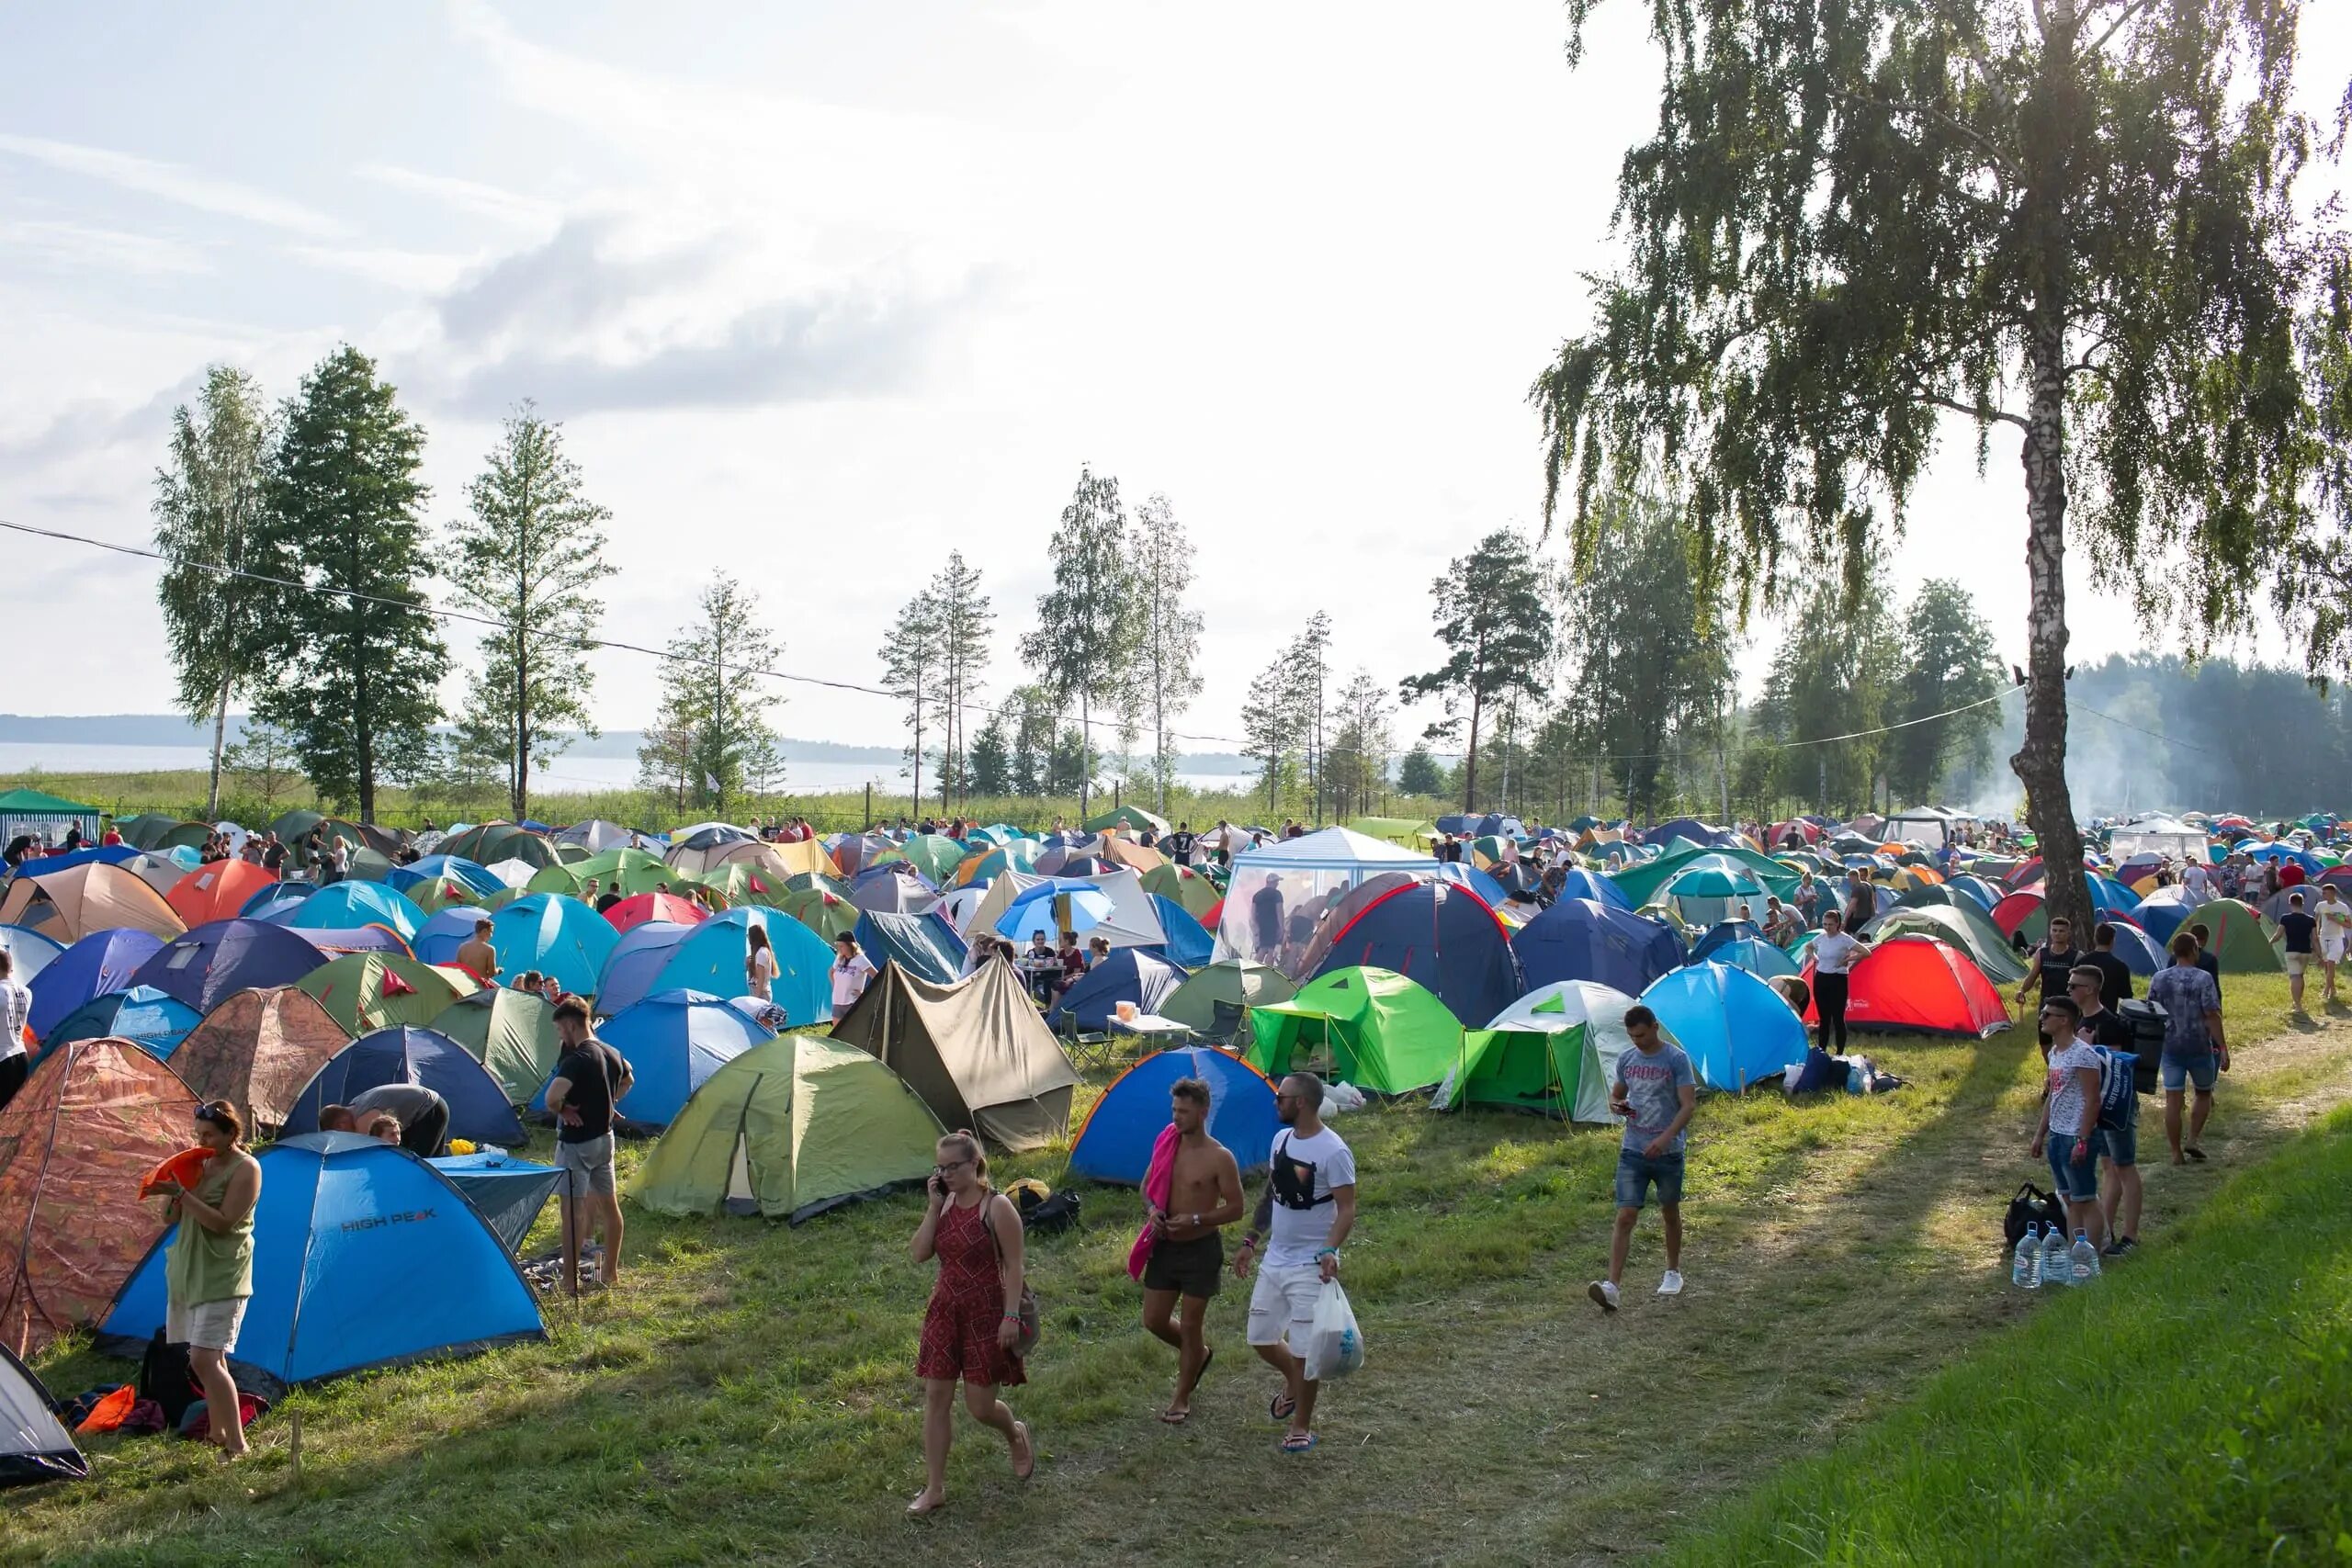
[1801,937,2012,1039]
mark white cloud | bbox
[286,243,481,293]
[354,162,560,229]
[0,217,209,276]
[0,131,345,238]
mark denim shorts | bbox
[1615,1147,1685,1209]
[2162,1052,2218,1092]
[2047,1133,2102,1202]
[2098,1118,2137,1168]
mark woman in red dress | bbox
[908,1130,1035,1515]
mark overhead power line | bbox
[1,515,2031,767]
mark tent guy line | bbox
[1,515,2028,765]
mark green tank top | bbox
[166,1154,256,1306]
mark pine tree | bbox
[640,576,783,818]
[1019,466,1139,818]
[1128,494,1205,810]
[248,345,443,822]
[926,553,992,810]
[1400,530,1552,812]
[443,402,616,821]
[878,589,945,814]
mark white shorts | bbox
[1246,1264,1321,1350]
[2322,936,2346,964]
[168,1295,249,1352]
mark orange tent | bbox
[0,1037,198,1357]
[0,862,184,943]
[164,860,278,927]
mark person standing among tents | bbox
[2315,883,2349,1006]
[2069,966,2141,1257]
[2149,932,2228,1165]
[545,997,632,1296]
[1233,1071,1356,1454]
[1250,874,1286,966]
[0,951,29,1115]
[2084,923,2134,1010]
[1808,910,1873,1054]
[1139,1078,1244,1427]
[1590,1006,1697,1312]
[2014,915,2085,1015]
[831,932,876,1022]
[2029,994,2105,1247]
[158,1100,260,1460]
[2188,922,2224,1002]
[1165,822,1196,864]
[908,1130,1035,1514]
[2279,891,2319,1013]
[745,925,777,1002]
[458,919,501,987]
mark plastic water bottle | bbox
[2011,1226,2041,1290]
[2070,1231,2101,1284]
[2041,1224,2072,1288]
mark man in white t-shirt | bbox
[829,934,876,1022]
[0,951,29,1114]
[1232,1072,1355,1455]
[2030,994,2106,1247]
[2182,860,2212,902]
[2314,884,2349,1007]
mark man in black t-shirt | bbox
[2279,891,2319,1012]
[2014,915,2084,1013]
[1165,823,1196,863]
[2069,966,2140,1255]
[545,996,633,1297]
[2084,922,2135,1010]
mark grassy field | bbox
[8,978,2346,1566]
[1669,1097,2352,1564]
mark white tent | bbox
[1882,808,1960,849]
[553,818,640,852]
[2109,816,2210,862]
[1216,829,1441,964]
[969,868,1170,952]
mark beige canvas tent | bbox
[830,959,1079,1151]
[172,985,353,1129]
[0,862,184,942]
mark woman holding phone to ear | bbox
[906,1130,1033,1515]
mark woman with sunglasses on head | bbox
[906,1130,1034,1515]
[161,1101,262,1460]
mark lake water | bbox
[0,743,1250,799]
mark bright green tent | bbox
[1345,818,1439,848]
[551,847,687,897]
[701,863,795,909]
[1161,959,1297,1042]
[2184,898,2284,972]
[1084,805,1171,835]
[296,953,480,1034]
[525,862,587,897]
[1141,862,1219,919]
[1433,1028,1595,1120]
[116,813,210,852]
[431,987,560,1104]
[1866,903,2030,985]
[781,886,859,942]
[1245,967,1463,1096]
[888,833,971,884]
[630,1032,944,1222]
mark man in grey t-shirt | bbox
[1589,1006,1697,1312]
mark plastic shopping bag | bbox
[1303,1279,1364,1382]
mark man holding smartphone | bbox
[1591,1006,1697,1311]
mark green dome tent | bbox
[2183,898,2285,972]
[437,823,555,872]
[297,953,480,1034]
[630,1032,944,1222]
[1160,959,1297,1043]
[1344,818,1439,849]
[1084,805,1172,835]
[431,987,562,1105]
[1245,967,1463,1096]
[1141,862,1219,919]
[545,848,689,898]
[1863,903,2030,986]
[115,814,210,852]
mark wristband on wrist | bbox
[1315,1247,1339,1259]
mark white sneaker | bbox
[1588,1280,1620,1313]
[1657,1270,1685,1296]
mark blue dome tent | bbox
[410,907,484,967]
[594,920,694,1014]
[101,1134,545,1384]
[1555,868,1632,909]
[130,919,335,1015]
[2105,919,2168,976]
[1146,896,1215,968]
[1048,948,1186,1033]
[25,928,164,1041]
[854,909,967,987]
[1306,880,1522,1028]
[557,989,774,1132]
[37,986,200,1064]
[1511,898,1683,996]
[281,1026,526,1146]
[1688,920,1767,964]
[276,880,427,942]
[651,910,830,1029]
[1067,1046,1283,1185]
[485,894,617,996]
[1639,963,1809,1091]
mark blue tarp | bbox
[102,1134,545,1383]
[1067,1045,1282,1185]
[1639,962,1809,1091]
[130,919,333,1015]
[1511,898,1684,996]
[25,928,164,1040]
[854,909,967,987]
[1308,881,1522,1027]
[281,1026,526,1146]
[1147,896,1215,968]
[1048,948,1185,1032]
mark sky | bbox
[1,1,2346,755]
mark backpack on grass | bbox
[2003,1182,2068,1249]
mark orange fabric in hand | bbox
[140,1146,216,1199]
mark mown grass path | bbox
[10,981,2345,1566]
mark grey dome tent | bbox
[0,1341,85,1486]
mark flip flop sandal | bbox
[1270,1392,1297,1422]
[1012,1421,1036,1482]
[1281,1431,1317,1454]
[2185,1146,2209,1162]
[1159,1409,1191,1426]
